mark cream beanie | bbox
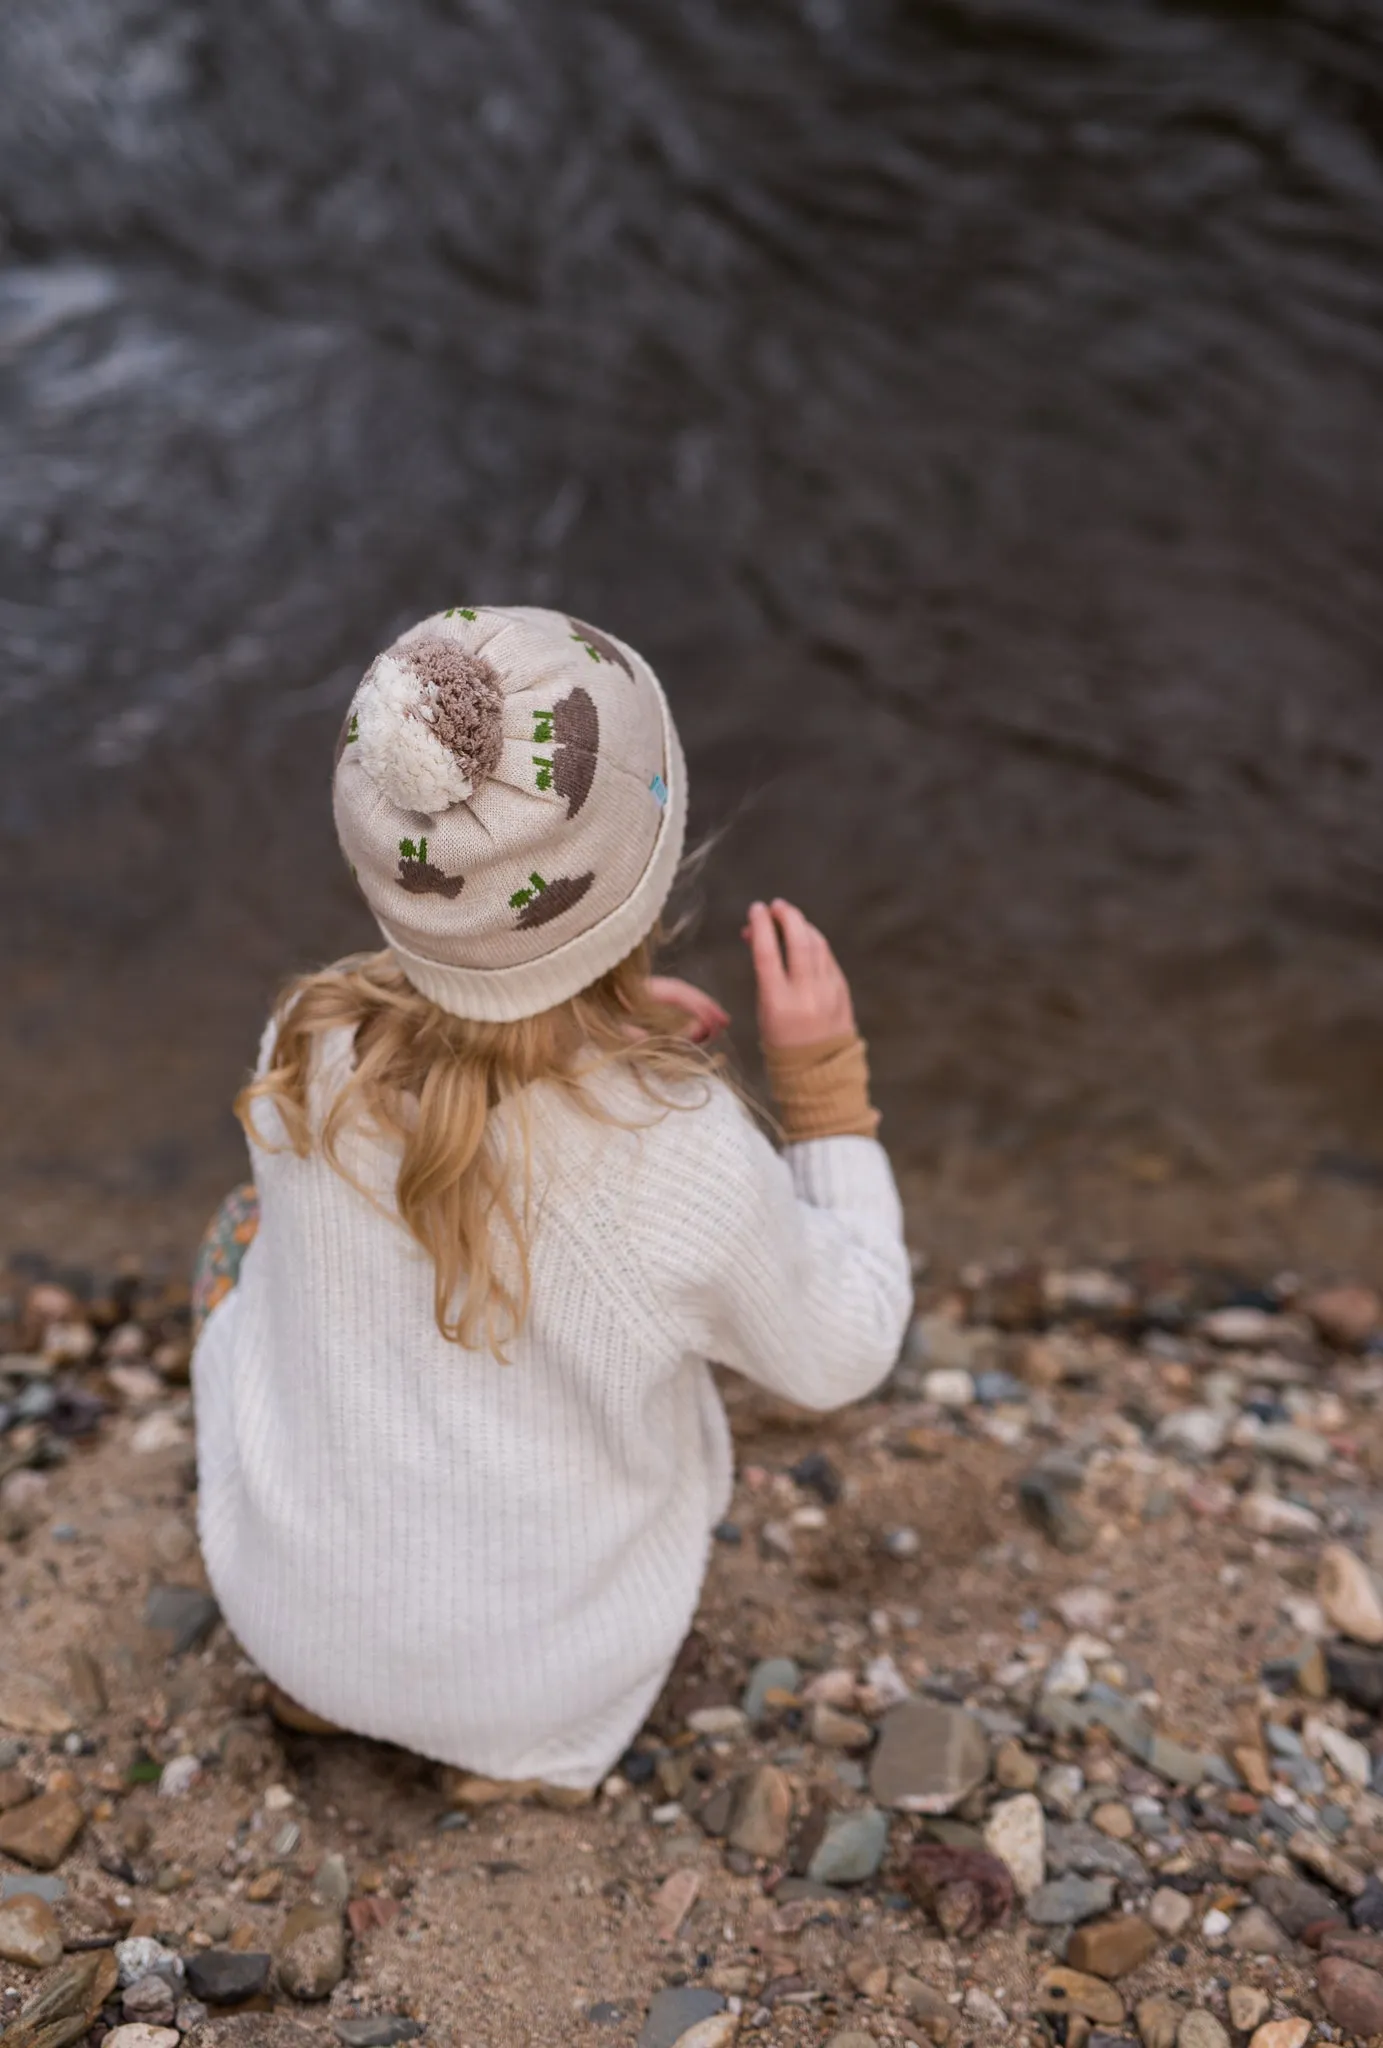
[332,605,686,1021]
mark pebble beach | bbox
[6,1257,1383,2044]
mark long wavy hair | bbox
[235,940,718,1357]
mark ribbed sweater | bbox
[193,1025,912,1788]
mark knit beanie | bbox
[332,605,687,1021]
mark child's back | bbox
[193,607,910,1789]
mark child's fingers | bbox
[770,899,817,982]
[746,900,787,997]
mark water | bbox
[2,0,1383,1266]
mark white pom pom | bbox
[353,653,477,816]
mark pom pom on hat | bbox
[354,629,505,816]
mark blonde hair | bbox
[236,942,717,1357]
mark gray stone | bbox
[334,2023,424,2048]
[1225,1905,1290,1955]
[144,1584,220,1655]
[1148,1734,1234,1787]
[123,1974,179,2026]
[0,1872,66,1903]
[314,1853,350,1906]
[1252,1872,1343,1938]
[870,1699,989,1814]
[1026,1874,1117,1926]
[185,1952,272,2004]
[1045,1821,1149,1886]
[1019,1467,1093,1553]
[637,1987,728,2048]
[1253,1424,1331,1469]
[741,1658,800,1723]
[806,1808,889,1885]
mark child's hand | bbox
[646,976,730,1044]
[742,899,857,1049]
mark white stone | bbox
[104,2030,181,2048]
[157,1754,201,1799]
[1202,1307,1285,1346]
[860,1655,911,1711]
[983,1792,1045,1897]
[1319,1723,1371,1787]
[1202,1906,1232,1940]
[686,1706,749,1738]
[263,1782,296,1811]
[1319,1543,1383,1645]
[130,1412,188,1455]
[114,1938,184,1989]
[962,1987,1007,2027]
[1053,1585,1114,1633]
[922,1367,974,1409]
[1043,1647,1090,1699]
[1279,1593,1328,1637]
[1239,1491,1322,1541]
[1155,1406,1230,1461]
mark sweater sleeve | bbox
[642,1082,913,1412]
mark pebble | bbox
[185,1951,272,2003]
[1247,2023,1310,2048]
[686,1705,749,1738]
[1067,1915,1159,1980]
[1317,1955,1383,2036]
[123,1975,178,2026]
[1045,1646,1091,1698]
[1318,1544,1383,1645]
[726,1764,793,1859]
[983,1792,1045,1896]
[115,1939,184,1990]
[961,1986,1006,2027]
[1155,1407,1230,1460]
[334,2023,425,2048]
[1177,2015,1230,2048]
[1201,1907,1231,1941]
[811,1701,872,1749]
[1306,1283,1381,1349]
[1027,1874,1116,1925]
[741,1658,800,1723]
[1136,1993,1182,2048]
[103,2031,180,2048]
[1037,1966,1126,2025]
[994,1738,1040,1791]
[144,1584,221,1655]
[636,1987,728,2048]
[0,1668,75,1737]
[314,1853,350,1906]
[869,1699,990,1814]
[1149,1888,1194,1938]
[922,1367,974,1408]
[0,1790,84,1869]
[1041,1763,1086,1818]
[1289,1830,1366,1898]
[1239,1492,1322,1541]
[1055,1586,1116,1633]
[1227,1986,1270,2033]
[158,1753,202,1798]
[276,1903,347,2001]
[1318,1723,1370,1787]
[0,1892,62,1968]
[1092,1801,1135,1839]
[806,1807,889,1885]
[1252,1873,1342,1939]
[1226,1905,1290,1955]
[1019,1466,1094,1553]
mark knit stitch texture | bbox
[193,1025,912,1787]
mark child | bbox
[192,605,911,1795]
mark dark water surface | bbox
[3,1,1383,1266]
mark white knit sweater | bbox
[193,1025,912,1788]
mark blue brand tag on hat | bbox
[649,772,668,807]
